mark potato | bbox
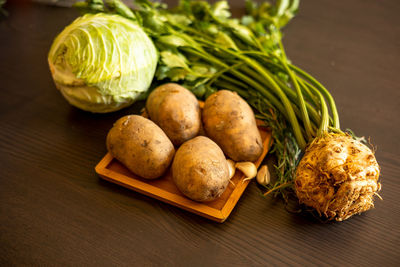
[202,90,263,162]
[106,115,175,179]
[172,136,230,202]
[146,83,201,146]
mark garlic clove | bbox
[256,165,270,186]
[235,162,257,182]
[227,159,236,179]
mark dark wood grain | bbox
[1,0,399,266]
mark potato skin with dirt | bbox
[146,83,201,146]
[202,90,263,162]
[172,136,230,202]
[106,115,175,179]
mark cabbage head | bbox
[48,13,158,113]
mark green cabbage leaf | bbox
[48,13,158,113]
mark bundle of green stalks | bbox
[77,0,381,221]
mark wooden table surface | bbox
[1,0,399,266]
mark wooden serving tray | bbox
[95,104,272,222]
